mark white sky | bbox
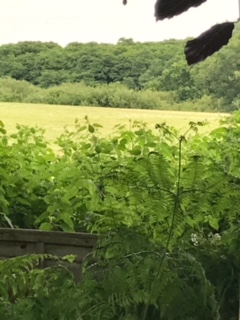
[0,0,238,46]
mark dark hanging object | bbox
[123,0,127,5]
[185,22,235,65]
[155,0,206,21]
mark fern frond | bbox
[0,254,59,301]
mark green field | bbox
[0,102,228,143]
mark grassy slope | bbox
[0,102,228,143]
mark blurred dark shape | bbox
[155,0,206,20]
[185,22,235,65]
[123,0,127,5]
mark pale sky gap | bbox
[0,0,238,46]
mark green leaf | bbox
[88,125,95,133]
[120,138,127,145]
[209,217,219,230]
[16,197,30,206]
[134,129,144,136]
[39,222,53,231]
[78,125,87,132]
[130,147,141,156]
[62,254,77,263]
[95,145,102,153]
[92,123,103,128]
[81,143,91,150]
[185,216,195,228]
[58,213,74,231]
[60,222,75,232]
[105,186,118,195]
[210,127,228,138]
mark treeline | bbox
[0,38,181,88]
[0,77,223,112]
[1,24,240,111]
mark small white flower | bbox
[214,233,221,241]
[191,233,198,245]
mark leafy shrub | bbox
[0,77,37,102]
[0,255,82,320]
[1,113,240,319]
[0,122,55,228]
[0,77,227,111]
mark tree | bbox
[156,61,196,101]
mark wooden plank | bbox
[0,241,40,257]
[0,228,97,246]
[45,244,93,261]
[0,228,97,282]
[45,260,84,282]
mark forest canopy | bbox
[1,23,240,112]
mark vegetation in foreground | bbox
[0,112,240,319]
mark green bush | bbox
[0,77,227,111]
[0,77,37,102]
[1,113,240,318]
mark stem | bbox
[141,136,183,320]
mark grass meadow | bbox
[0,102,228,144]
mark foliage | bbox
[1,113,240,319]
[0,40,183,90]
[1,28,240,111]
[0,239,219,320]
[0,255,82,320]
[79,229,218,320]
[0,77,229,112]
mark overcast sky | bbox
[0,0,238,46]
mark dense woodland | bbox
[1,23,240,112]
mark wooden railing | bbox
[0,228,97,282]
